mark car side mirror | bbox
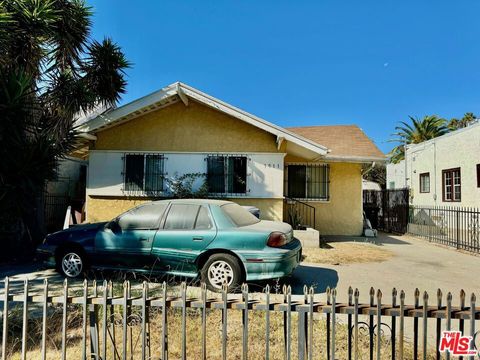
[105,219,121,233]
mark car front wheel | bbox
[59,250,85,278]
[201,253,243,292]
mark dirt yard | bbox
[301,241,394,265]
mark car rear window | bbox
[164,204,199,230]
[221,203,260,227]
[195,206,213,230]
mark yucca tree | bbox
[389,115,448,163]
[0,0,130,259]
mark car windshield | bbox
[221,203,260,227]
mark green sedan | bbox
[37,199,302,291]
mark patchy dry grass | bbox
[7,306,436,360]
[302,242,394,265]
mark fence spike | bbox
[399,290,405,360]
[199,283,207,360]
[101,280,108,360]
[286,285,292,360]
[308,287,314,360]
[460,289,466,309]
[181,282,187,360]
[1,277,9,360]
[331,288,337,360]
[222,282,228,360]
[242,283,249,360]
[41,278,48,360]
[392,288,397,307]
[122,280,129,360]
[470,293,476,357]
[81,279,88,360]
[264,284,270,360]
[354,288,359,360]
[422,291,428,360]
[21,278,29,360]
[376,289,382,360]
[161,281,168,360]
[437,289,442,307]
[61,278,68,360]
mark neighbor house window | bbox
[206,155,247,195]
[286,164,329,200]
[419,173,430,193]
[123,153,166,195]
[442,168,461,202]
[477,164,480,188]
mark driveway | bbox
[0,232,479,305]
[287,232,480,304]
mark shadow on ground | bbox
[248,265,339,295]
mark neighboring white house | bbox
[387,122,480,207]
[386,161,406,190]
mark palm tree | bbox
[0,0,130,258]
[448,112,477,130]
[389,115,448,163]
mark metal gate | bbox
[363,189,409,234]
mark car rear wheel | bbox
[58,250,85,278]
[201,253,243,292]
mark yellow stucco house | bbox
[73,82,385,236]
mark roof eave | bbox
[324,154,387,163]
[77,82,329,157]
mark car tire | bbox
[201,253,243,292]
[57,248,87,279]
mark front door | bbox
[94,202,168,270]
[152,203,217,273]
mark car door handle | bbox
[192,236,204,241]
[139,237,150,241]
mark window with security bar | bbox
[206,155,247,195]
[123,153,166,196]
[286,164,330,200]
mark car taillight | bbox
[267,232,287,247]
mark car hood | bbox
[241,220,294,242]
[49,222,107,236]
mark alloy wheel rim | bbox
[207,260,234,289]
[62,253,83,277]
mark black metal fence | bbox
[43,194,71,233]
[2,278,480,359]
[409,205,480,253]
[363,189,410,234]
[284,198,316,230]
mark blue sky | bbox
[89,0,480,153]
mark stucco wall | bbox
[405,123,480,207]
[284,157,363,236]
[386,161,406,189]
[94,101,280,153]
[86,196,283,223]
